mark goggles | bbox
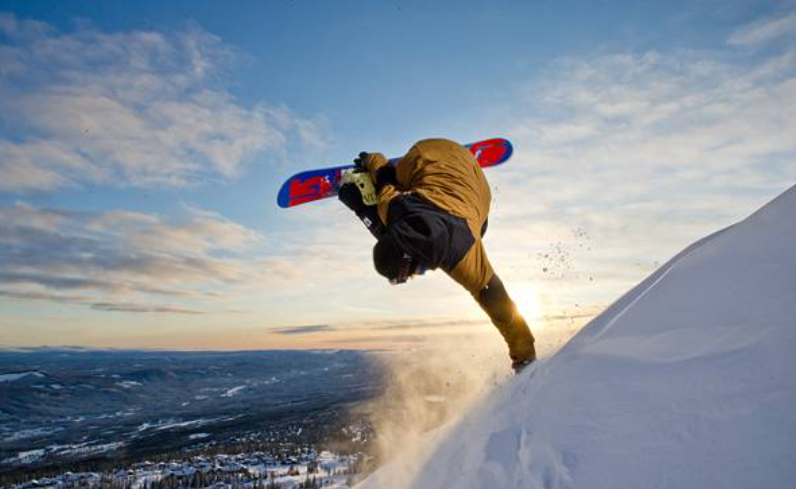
[390,253,426,285]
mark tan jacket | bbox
[368,138,494,295]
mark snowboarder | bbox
[339,138,536,371]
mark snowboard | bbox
[277,138,513,208]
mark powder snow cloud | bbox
[0,13,324,191]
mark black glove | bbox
[338,181,384,239]
[339,181,365,213]
[353,151,369,172]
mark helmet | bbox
[373,235,422,285]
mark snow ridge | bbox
[360,183,796,489]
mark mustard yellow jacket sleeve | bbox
[370,144,426,226]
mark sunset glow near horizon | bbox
[1,0,794,351]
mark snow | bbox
[4,448,46,465]
[1,427,62,443]
[135,416,236,432]
[10,451,362,489]
[221,385,248,397]
[0,371,45,382]
[3,442,124,465]
[359,184,796,489]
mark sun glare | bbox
[509,282,546,325]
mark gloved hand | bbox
[338,181,365,213]
[353,152,369,172]
[338,180,384,239]
[354,151,389,181]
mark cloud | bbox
[367,319,489,331]
[0,203,288,313]
[0,289,91,304]
[0,13,327,192]
[511,50,796,175]
[271,324,336,335]
[484,16,796,314]
[728,11,796,46]
[0,290,202,315]
[325,335,429,345]
[89,303,202,314]
[86,206,261,256]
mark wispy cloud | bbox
[0,289,203,315]
[325,335,429,345]
[0,203,287,313]
[89,302,202,314]
[484,14,796,312]
[271,324,336,335]
[728,11,796,46]
[366,319,489,331]
[0,13,326,192]
[511,50,796,178]
[466,14,796,315]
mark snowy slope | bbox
[359,184,796,489]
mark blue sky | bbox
[1,0,795,350]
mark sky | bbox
[0,0,794,351]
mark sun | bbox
[508,281,547,325]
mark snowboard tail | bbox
[277,138,513,208]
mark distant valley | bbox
[0,349,386,475]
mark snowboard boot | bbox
[509,337,536,373]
